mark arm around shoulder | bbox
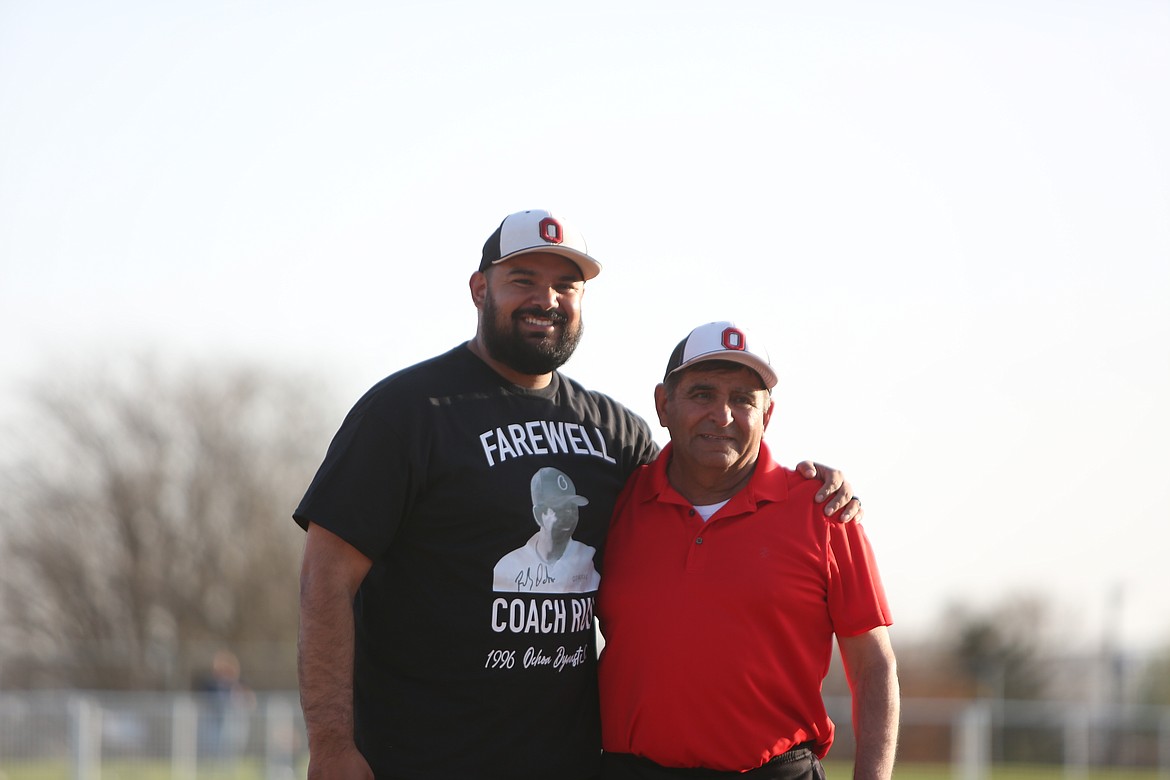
[298,522,375,780]
[796,460,863,523]
[837,626,899,780]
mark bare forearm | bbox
[851,661,899,780]
[838,628,899,780]
[298,574,358,756]
[297,524,374,779]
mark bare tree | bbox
[947,593,1054,701]
[1136,642,1170,706]
[944,593,1060,763]
[0,355,333,690]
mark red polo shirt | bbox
[597,442,891,771]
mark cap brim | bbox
[494,246,602,281]
[547,495,589,507]
[668,353,777,390]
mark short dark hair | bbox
[663,360,768,397]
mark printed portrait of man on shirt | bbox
[493,467,602,594]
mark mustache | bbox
[513,307,569,326]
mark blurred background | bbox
[2,0,1168,776]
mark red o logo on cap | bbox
[721,328,746,351]
[538,217,564,245]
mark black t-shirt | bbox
[294,344,658,779]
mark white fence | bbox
[831,695,1170,779]
[0,690,305,780]
[2,691,1169,778]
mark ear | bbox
[653,383,670,428]
[761,396,775,431]
[469,271,487,307]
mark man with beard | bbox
[293,210,861,780]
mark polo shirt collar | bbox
[638,441,790,514]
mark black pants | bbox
[599,744,825,780]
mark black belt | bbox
[602,741,818,778]
[769,741,817,765]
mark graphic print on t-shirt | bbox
[492,466,601,593]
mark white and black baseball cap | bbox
[531,467,590,508]
[479,209,601,280]
[663,321,777,391]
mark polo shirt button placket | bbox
[686,530,707,571]
[684,507,707,571]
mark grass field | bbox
[0,759,285,780]
[2,761,1167,780]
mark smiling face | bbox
[655,362,774,481]
[471,252,585,379]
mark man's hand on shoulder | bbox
[796,460,863,523]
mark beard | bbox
[481,290,584,375]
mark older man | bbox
[598,321,898,780]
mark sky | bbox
[2,1,1168,654]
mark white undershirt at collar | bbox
[692,499,730,522]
